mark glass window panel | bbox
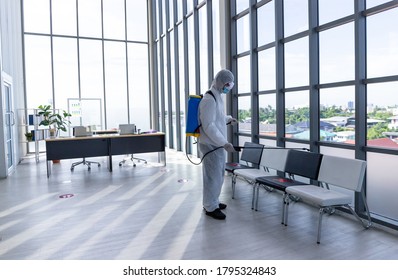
[186,0,193,13]
[285,142,310,151]
[187,15,196,94]
[23,0,50,33]
[199,6,209,93]
[104,41,128,129]
[237,55,251,93]
[237,15,250,54]
[285,91,309,139]
[79,39,105,129]
[283,0,308,37]
[239,136,252,152]
[52,0,77,36]
[103,0,125,40]
[24,35,53,108]
[319,23,355,84]
[162,0,167,35]
[259,94,276,137]
[258,48,276,91]
[177,0,183,21]
[78,0,102,38]
[79,39,104,99]
[259,139,276,147]
[155,0,160,38]
[367,152,398,222]
[257,1,275,47]
[318,0,354,25]
[320,86,355,143]
[127,0,148,42]
[213,0,221,73]
[284,37,309,88]
[238,96,251,133]
[53,37,79,127]
[236,0,249,14]
[169,0,174,29]
[128,43,150,131]
[319,146,355,158]
[367,8,398,78]
[366,0,391,9]
[367,82,398,149]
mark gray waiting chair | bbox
[285,155,372,244]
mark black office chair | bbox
[118,154,147,167]
[70,126,101,171]
[117,124,147,167]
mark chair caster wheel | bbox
[71,167,74,171]
[98,164,101,167]
[88,167,91,171]
[133,164,136,167]
[119,163,122,166]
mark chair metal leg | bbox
[362,192,373,228]
[231,174,237,199]
[132,156,147,164]
[119,155,134,167]
[282,193,288,225]
[285,196,290,226]
[317,208,326,244]
[251,183,258,210]
[71,158,100,171]
[255,184,261,211]
[119,154,147,167]
[347,198,372,229]
[283,193,290,226]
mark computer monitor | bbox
[119,124,136,135]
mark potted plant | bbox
[25,132,33,142]
[37,105,72,137]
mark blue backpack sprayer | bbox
[185,91,226,164]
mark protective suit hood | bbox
[210,69,234,92]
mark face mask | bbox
[222,82,234,94]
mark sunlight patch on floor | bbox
[0,194,56,218]
[116,192,189,259]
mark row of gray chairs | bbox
[227,142,372,244]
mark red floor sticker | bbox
[59,194,74,198]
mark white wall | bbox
[0,0,26,177]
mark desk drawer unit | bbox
[46,138,109,160]
[110,134,165,155]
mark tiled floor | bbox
[0,149,398,260]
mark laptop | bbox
[119,124,136,135]
[73,126,93,137]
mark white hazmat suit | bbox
[198,69,236,218]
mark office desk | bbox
[45,132,165,177]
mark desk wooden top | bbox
[45,132,165,142]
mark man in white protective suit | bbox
[198,69,237,220]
